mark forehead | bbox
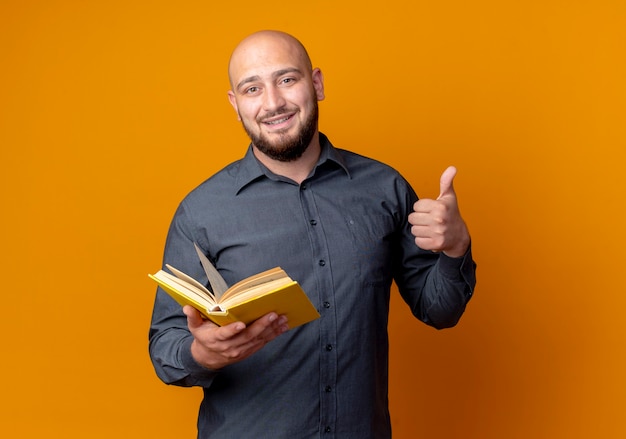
[229,35,310,86]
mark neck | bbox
[252,133,321,185]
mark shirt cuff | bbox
[437,243,476,294]
[180,335,220,387]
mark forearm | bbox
[148,304,219,387]
[147,202,220,387]
[399,245,476,329]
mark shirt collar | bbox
[234,132,351,194]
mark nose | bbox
[263,85,286,112]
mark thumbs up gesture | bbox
[408,166,470,258]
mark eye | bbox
[245,86,260,94]
[280,77,295,86]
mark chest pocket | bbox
[345,213,396,286]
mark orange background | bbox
[1,1,625,438]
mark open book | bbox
[149,244,320,328]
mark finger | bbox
[235,313,287,341]
[438,166,457,200]
[265,315,289,337]
[246,313,289,342]
[411,198,439,217]
[183,305,244,337]
[246,312,282,335]
[217,321,247,339]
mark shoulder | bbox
[167,159,244,231]
[183,159,244,202]
[334,147,412,193]
[321,134,402,177]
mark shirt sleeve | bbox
[393,179,477,329]
[148,201,219,388]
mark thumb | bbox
[183,305,206,329]
[438,166,458,199]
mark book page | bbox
[221,267,288,302]
[166,264,215,301]
[152,270,216,308]
[194,243,229,300]
[221,277,294,308]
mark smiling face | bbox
[227,31,325,162]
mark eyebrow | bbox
[235,67,303,92]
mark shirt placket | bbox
[299,180,338,437]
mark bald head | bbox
[228,30,313,89]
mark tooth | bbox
[268,117,288,125]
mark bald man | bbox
[149,30,476,438]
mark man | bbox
[149,30,476,438]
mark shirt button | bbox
[310,219,317,226]
[325,385,332,392]
[325,344,332,351]
[318,260,326,266]
[323,301,331,308]
[325,426,331,433]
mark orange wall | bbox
[1,1,625,438]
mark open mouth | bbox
[265,115,292,125]
[261,112,296,128]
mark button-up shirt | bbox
[149,133,476,438]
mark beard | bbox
[241,101,318,162]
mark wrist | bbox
[443,232,470,258]
[190,338,224,371]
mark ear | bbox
[227,90,241,120]
[312,68,325,101]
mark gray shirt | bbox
[149,133,476,438]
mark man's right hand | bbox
[184,306,289,370]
